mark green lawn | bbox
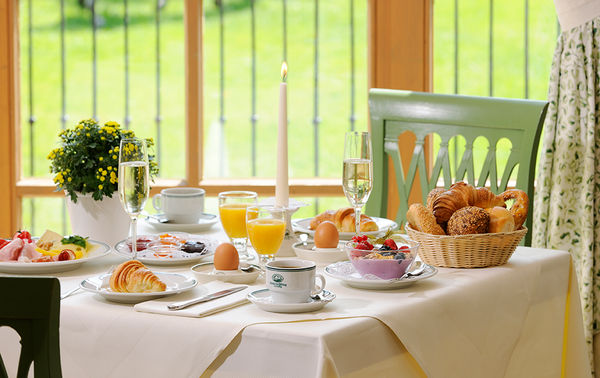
[19,0,556,235]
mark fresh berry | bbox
[399,245,410,253]
[383,239,398,250]
[378,244,391,251]
[355,241,374,250]
[14,230,32,243]
[351,235,368,243]
[394,253,406,261]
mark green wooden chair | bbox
[0,277,62,378]
[365,89,548,246]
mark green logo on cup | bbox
[272,273,284,283]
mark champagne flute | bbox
[118,137,150,260]
[246,206,286,266]
[342,131,373,235]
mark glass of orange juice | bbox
[246,206,286,265]
[218,191,258,260]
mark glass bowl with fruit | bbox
[345,235,420,280]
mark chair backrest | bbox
[365,89,548,246]
[0,276,62,378]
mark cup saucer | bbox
[145,213,218,232]
[247,289,335,313]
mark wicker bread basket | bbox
[405,225,527,268]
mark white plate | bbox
[145,213,218,233]
[113,234,219,266]
[0,240,111,274]
[324,261,437,289]
[247,289,335,313]
[191,262,261,284]
[292,241,348,264]
[293,217,398,240]
[80,272,197,304]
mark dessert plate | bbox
[191,262,261,284]
[80,272,197,304]
[324,261,437,289]
[247,289,335,313]
[113,234,218,266]
[291,241,348,264]
[293,217,398,240]
[144,213,218,233]
[0,240,111,274]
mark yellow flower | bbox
[100,176,105,181]
[98,185,103,190]
[114,146,119,152]
[102,171,107,176]
[101,137,105,140]
[113,155,117,159]
[99,129,103,134]
[68,177,72,182]
[86,133,90,137]
[107,166,112,171]
[99,157,103,161]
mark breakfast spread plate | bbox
[113,233,219,266]
[191,262,261,284]
[291,241,347,264]
[293,217,398,240]
[80,272,197,304]
[144,213,218,233]
[247,289,336,313]
[0,239,111,274]
[324,261,437,289]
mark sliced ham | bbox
[0,238,23,261]
[17,243,43,262]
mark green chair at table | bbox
[365,88,548,246]
[0,277,62,378]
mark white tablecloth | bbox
[0,223,591,378]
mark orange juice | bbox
[219,203,251,238]
[247,218,286,255]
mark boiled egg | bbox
[314,221,339,248]
[213,243,239,270]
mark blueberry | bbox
[378,245,391,251]
[394,253,406,261]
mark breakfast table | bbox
[0,221,592,378]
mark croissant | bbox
[310,207,378,233]
[109,260,166,293]
[432,182,506,223]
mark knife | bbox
[167,286,248,311]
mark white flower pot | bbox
[65,193,130,246]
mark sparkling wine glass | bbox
[118,137,150,260]
[342,131,373,235]
[246,206,286,266]
[218,191,258,260]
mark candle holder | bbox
[259,198,308,257]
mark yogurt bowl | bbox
[345,237,419,280]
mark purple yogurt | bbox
[345,239,419,280]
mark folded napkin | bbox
[134,281,253,318]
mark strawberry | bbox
[355,241,374,250]
[383,239,398,250]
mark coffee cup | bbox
[152,187,205,224]
[265,259,325,303]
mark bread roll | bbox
[447,206,489,235]
[426,188,446,211]
[432,182,505,223]
[110,260,166,293]
[406,204,446,235]
[499,189,528,229]
[486,206,515,233]
[310,207,378,232]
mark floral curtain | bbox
[533,16,600,373]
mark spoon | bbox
[240,262,263,273]
[400,261,426,280]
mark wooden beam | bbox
[184,0,203,186]
[368,0,433,218]
[16,178,344,198]
[0,0,19,235]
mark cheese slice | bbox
[37,229,63,251]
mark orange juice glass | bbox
[218,191,257,260]
[246,206,286,265]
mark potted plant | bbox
[48,118,159,244]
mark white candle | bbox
[275,62,289,208]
